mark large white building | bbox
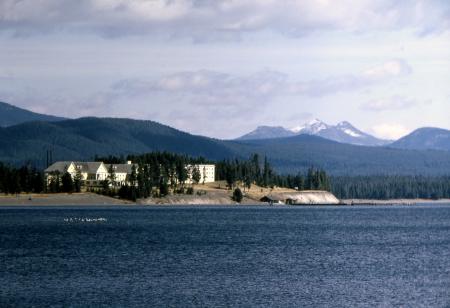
[45,161,216,187]
[186,164,216,184]
[45,161,135,187]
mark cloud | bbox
[1,0,449,39]
[290,59,412,96]
[100,60,412,136]
[361,95,421,112]
[361,59,412,80]
[0,58,414,138]
[371,123,410,140]
[111,70,288,108]
[112,59,411,101]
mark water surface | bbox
[1,205,449,307]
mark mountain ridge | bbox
[0,101,66,127]
[1,117,450,176]
[390,127,450,151]
[1,101,450,175]
[238,119,390,146]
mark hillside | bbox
[0,117,235,167]
[390,127,450,151]
[230,135,450,176]
[2,117,450,176]
[0,101,65,127]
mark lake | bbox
[1,205,449,307]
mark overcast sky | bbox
[1,0,449,139]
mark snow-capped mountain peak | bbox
[290,119,329,134]
[238,119,390,146]
[336,121,363,138]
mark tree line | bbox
[95,153,332,200]
[215,154,331,191]
[2,153,450,201]
[101,152,212,201]
[0,163,44,194]
[330,175,450,200]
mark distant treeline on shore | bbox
[331,175,450,200]
[1,152,450,200]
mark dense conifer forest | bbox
[330,176,450,200]
[0,163,44,194]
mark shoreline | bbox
[341,198,450,206]
[0,192,450,206]
[0,193,134,206]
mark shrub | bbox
[232,188,243,203]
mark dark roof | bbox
[44,161,72,173]
[73,162,104,173]
[109,163,138,174]
[45,161,105,174]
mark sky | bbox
[0,0,449,140]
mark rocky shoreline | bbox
[1,192,450,206]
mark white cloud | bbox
[362,59,412,80]
[361,95,420,112]
[0,0,449,39]
[290,59,411,96]
[371,123,410,140]
[113,69,288,101]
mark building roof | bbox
[73,161,104,174]
[110,163,137,174]
[44,161,73,173]
[45,161,105,174]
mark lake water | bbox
[1,205,450,307]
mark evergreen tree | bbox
[129,164,138,201]
[232,187,243,203]
[192,166,201,185]
[48,171,61,193]
[107,164,116,189]
[61,172,74,193]
[73,167,83,193]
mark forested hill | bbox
[0,117,235,166]
[232,135,450,176]
[0,101,65,127]
[2,117,450,176]
[390,127,450,151]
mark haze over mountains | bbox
[238,119,390,146]
[1,101,450,175]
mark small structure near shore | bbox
[260,195,285,205]
[261,190,340,205]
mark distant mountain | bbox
[290,118,330,135]
[2,117,450,176]
[237,126,295,140]
[233,134,450,176]
[237,119,390,146]
[309,120,390,146]
[390,127,450,151]
[0,101,65,127]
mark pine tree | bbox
[61,172,74,193]
[232,187,243,203]
[107,164,116,189]
[73,167,83,193]
[192,166,201,185]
